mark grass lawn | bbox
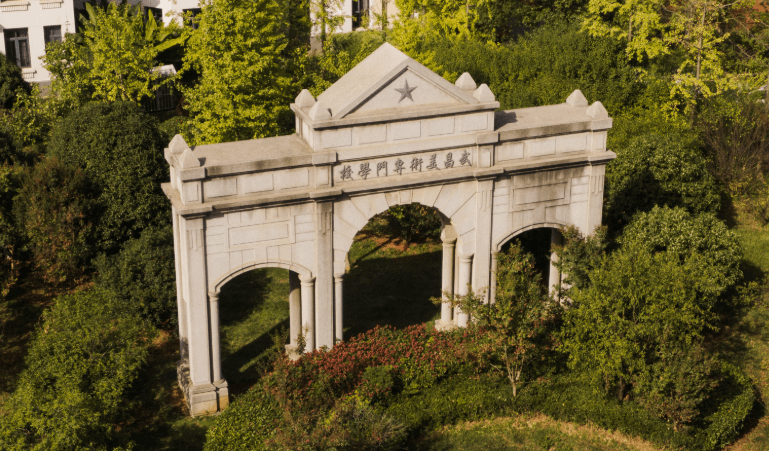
[414,415,658,451]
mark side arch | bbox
[493,221,568,252]
[332,182,479,274]
[211,259,313,294]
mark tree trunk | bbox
[628,17,633,42]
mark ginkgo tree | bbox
[584,0,755,113]
[43,2,185,105]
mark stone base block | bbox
[177,360,229,417]
[434,319,458,331]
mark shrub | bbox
[561,242,716,401]
[204,385,282,451]
[447,242,558,397]
[551,225,608,293]
[605,132,721,230]
[47,101,169,251]
[13,157,96,286]
[619,206,743,304]
[0,163,24,295]
[0,287,153,451]
[94,225,177,330]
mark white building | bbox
[0,0,202,85]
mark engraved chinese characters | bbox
[335,149,473,183]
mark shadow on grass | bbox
[343,248,442,340]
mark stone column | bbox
[435,230,456,330]
[300,276,316,352]
[171,207,188,359]
[315,201,335,349]
[473,178,495,303]
[334,274,344,342]
[549,229,563,301]
[288,271,301,347]
[456,255,473,328]
[179,216,218,416]
[489,251,499,304]
[208,292,223,383]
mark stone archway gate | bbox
[163,43,615,416]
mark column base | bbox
[177,360,229,417]
[434,319,458,331]
[284,344,302,361]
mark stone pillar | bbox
[208,292,223,383]
[300,276,316,352]
[456,255,473,328]
[490,251,499,304]
[435,228,456,330]
[586,165,606,235]
[549,229,563,301]
[171,207,188,359]
[473,178,495,302]
[315,201,335,349]
[288,271,301,347]
[334,274,344,342]
[208,292,229,410]
[179,216,219,416]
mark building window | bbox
[4,28,31,68]
[145,7,162,23]
[184,8,202,30]
[44,25,62,45]
[352,0,369,28]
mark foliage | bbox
[310,0,346,48]
[604,131,721,230]
[204,385,282,451]
[698,93,769,224]
[385,203,441,243]
[551,225,608,293]
[0,52,30,109]
[0,287,153,451]
[0,86,70,149]
[424,22,643,114]
[474,0,589,41]
[0,163,24,297]
[583,0,756,113]
[444,242,558,397]
[182,0,304,144]
[13,157,96,286]
[94,225,177,330]
[47,101,169,252]
[43,2,184,105]
[561,242,717,401]
[393,0,493,43]
[619,205,744,303]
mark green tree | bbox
[0,163,24,297]
[13,157,96,286]
[583,0,755,113]
[562,242,714,400]
[0,287,152,451]
[444,242,557,397]
[95,225,177,330]
[0,52,30,109]
[47,101,169,252]
[182,0,302,144]
[605,132,721,229]
[42,2,184,105]
[619,206,743,303]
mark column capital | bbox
[299,275,316,285]
[441,238,457,246]
[208,292,219,302]
[333,273,345,281]
[459,254,474,264]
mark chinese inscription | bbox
[336,149,472,182]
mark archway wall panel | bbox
[204,201,319,292]
[491,165,605,251]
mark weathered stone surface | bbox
[164,43,615,417]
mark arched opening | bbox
[216,267,291,395]
[496,226,563,300]
[341,203,447,339]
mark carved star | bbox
[394,79,417,103]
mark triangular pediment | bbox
[316,43,479,120]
